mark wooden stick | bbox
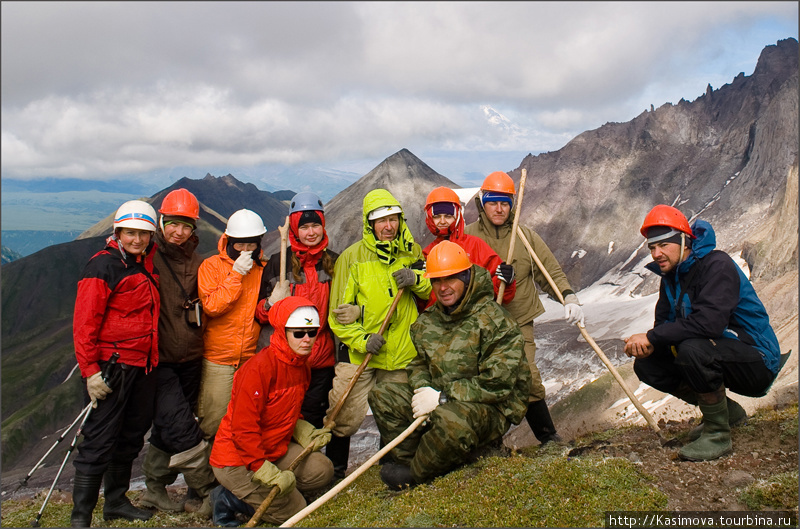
[515,226,664,440]
[280,416,428,528]
[245,289,405,527]
[278,216,290,288]
[496,168,527,305]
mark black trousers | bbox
[73,362,157,475]
[634,337,775,397]
[148,359,205,454]
[301,366,336,429]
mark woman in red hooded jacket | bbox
[421,187,516,307]
[255,192,350,478]
[209,296,334,526]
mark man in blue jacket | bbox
[624,205,782,462]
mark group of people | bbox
[70,171,784,527]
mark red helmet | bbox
[424,240,471,278]
[159,189,200,220]
[480,171,516,195]
[640,205,695,238]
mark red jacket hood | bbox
[268,296,318,365]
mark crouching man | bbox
[369,241,531,489]
[208,297,334,526]
[625,205,784,462]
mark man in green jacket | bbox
[464,171,583,445]
[325,188,431,475]
[369,241,531,489]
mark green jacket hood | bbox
[361,189,416,264]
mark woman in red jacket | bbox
[209,296,334,526]
[421,187,516,307]
[255,192,349,478]
[71,200,160,527]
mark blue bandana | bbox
[481,191,513,206]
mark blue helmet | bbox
[290,192,324,214]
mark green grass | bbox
[298,453,667,528]
[739,472,799,511]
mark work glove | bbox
[268,280,291,307]
[365,333,386,355]
[293,419,332,451]
[392,267,417,289]
[232,251,253,276]
[333,303,361,325]
[563,293,585,327]
[411,386,441,419]
[252,460,296,497]
[495,262,515,284]
[86,372,112,408]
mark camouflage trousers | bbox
[368,381,510,483]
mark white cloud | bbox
[1,1,797,180]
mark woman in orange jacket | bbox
[197,209,266,439]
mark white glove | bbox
[232,251,253,275]
[333,304,361,325]
[411,386,441,418]
[563,293,584,326]
[86,372,112,408]
[268,281,291,306]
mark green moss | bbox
[739,472,799,511]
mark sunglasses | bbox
[289,328,318,339]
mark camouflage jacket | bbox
[408,265,531,424]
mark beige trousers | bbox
[197,359,238,439]
[325,362,407,437]
[213,442,334,525]
[521,321,547,402]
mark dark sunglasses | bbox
[289,328,318,339]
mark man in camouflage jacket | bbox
[369,241,531,489]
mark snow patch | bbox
[607,241,614,254]
[571,249,586,259]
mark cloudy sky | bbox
[2,1,797,184]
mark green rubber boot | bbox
[679,387,732,462]
[140,445,185,512]
[687,397,746,441]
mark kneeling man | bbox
[369,241,531,489]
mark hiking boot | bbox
[525,400,562,445]
[141,444,184,512]
[687,397,747,441]
[679,386,732,462]
[71,471,103,527]
[380,463,416,491]
[102,462,153,521]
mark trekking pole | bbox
[280,415,428,528]
[278,216,290,289]
[496,168,527,305]
[31,353,119,527]
[515,228,666,443]
[15,402,93,493]
[245,289,405,527]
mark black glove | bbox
[392,267,417,289]
[365,333,386,355]
[496,262,515,284]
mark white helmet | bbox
[367,205,403,221]
[285,305,320,328]
[114,200,157,232]
[225,209,267,238]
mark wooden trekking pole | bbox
[280,415,428,528]
[496,168,527,305]
[515,226,665,442]
[245,289,405,527]
[278,216,290,288]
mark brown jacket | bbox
[464,197,574,325]
[153,231,205,364]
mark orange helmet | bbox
[425,187,464,238]
[640,205,695,239]
[424,240,471,279]
[159,188,200,220]
[480,171,516,195]
[425,187,460,208]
